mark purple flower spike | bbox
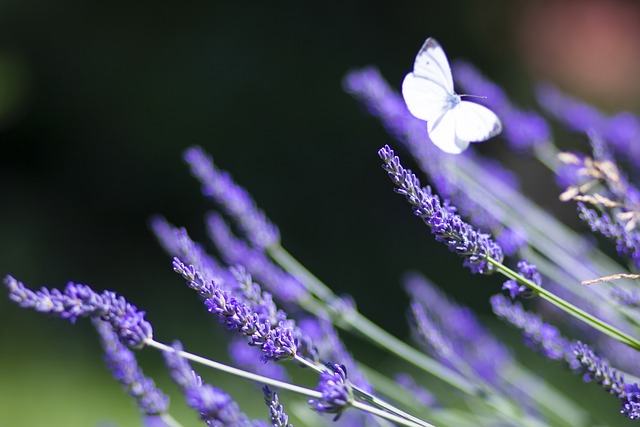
[163,341,255,426]
[577,202,640,268]
[308,363,353,421]
[93,319,169,416]
[502,260,541,299]
[490,294,577,368]
[173,258,299,362]
[394,374,437,408]
[621,383,640,420]
[262,386,293,427]
[378,145,504,274]
[183,146,280,249]
[5,275,153,348]
[573,341,625,396]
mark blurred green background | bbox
[2,0,639,425]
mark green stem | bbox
[487,257,640,350]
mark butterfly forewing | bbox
[402,73,450,123]
[412,38,455,94]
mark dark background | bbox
[1,1,638,425]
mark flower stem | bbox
[487,257,640,350]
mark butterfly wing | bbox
[426,109,470,154]
[412,38,454,94]
[453,101,503,143]
[402,72,451,123]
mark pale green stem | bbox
[148,339,431,427]
[159,414,183,427]
[487,257,640,350]
[268,246,550,427]
[146,339,321,397]
[268,244,479,394]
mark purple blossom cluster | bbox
[490,294,578,368]
[453,61,551,151]
[577,202,640,268]
[184,146,280,249]
[573,342,640,420]
[308,363,353,421]
[502,260,541,299]
[206,212,308,304]
[5,275,152,349]
[172,258,299,362]
[93,319,169,417]
[611,287,640,308]
[405,272,512,387]
[163,341,260,426]
[262,387,292,427]
[536,83,640,167]
[379,145,504,274]
[394,373,437,408]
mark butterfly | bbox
[402,37,502,154]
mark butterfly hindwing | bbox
[427,109,471,154]
[453,101,503,143]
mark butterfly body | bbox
[402,37,502,154]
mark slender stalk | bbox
[487,257,640,350]
[146,339,322,398]
[149,339,431,427]
[268,246,554,427]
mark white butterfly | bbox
[402,37,502,154]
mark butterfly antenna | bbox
[459,94,487,99]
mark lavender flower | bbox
[490,294,577,368]
[378,145,504,274]
[394,374,437,408]
[163,341,256,426]
[297,316,372,393]
[573,341,625,396]
[206,212,308,303]
[183,146,280,249]
[502,260,541,299]
[172,258,298,362]
[453,61,551,151]
[150,216,237,289]
[405,272,512,386]
[536,83,640,167]
[93,319,169,416]
[611,287,640,308]
[228,338,290,382]
[262,387,293,427]
[308,363,353,421]
[5,275,152,348]
[577,202,640,268]
[572,342,640,420]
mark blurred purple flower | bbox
[93,319,169,416]
[490,294,578,368]
[5,275,152,348]
[184,146,280,249]
[454,61,551,151]
[163,341,257,426]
